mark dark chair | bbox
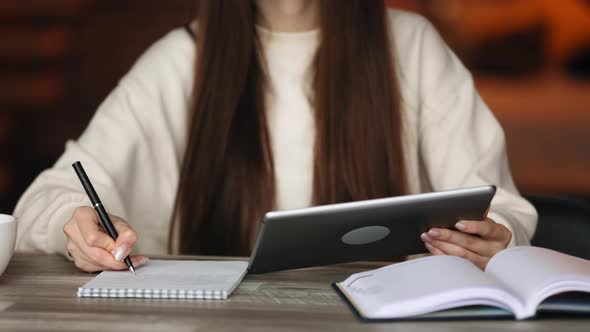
[526,195,590,260]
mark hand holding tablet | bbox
[421,214,513,269]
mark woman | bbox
[13,0,537,272]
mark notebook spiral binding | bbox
[77,287,228,300]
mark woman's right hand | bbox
[63,206,149,272]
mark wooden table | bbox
[0,254,588,332]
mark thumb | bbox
[110,216,137,262]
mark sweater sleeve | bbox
[412,16,538,246]
[13,27,193,256]
[13,79,148,256]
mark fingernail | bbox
[138,257,150,266]
[425,243,434,251]
[455,222,466,231]
[428,229,441,238]
[113,245,128,262]
[420,233,431,243]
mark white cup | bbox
[0,214,17,277]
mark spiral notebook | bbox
[77,260,249,300]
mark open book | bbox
[78,260,248,300]
[334,246,590,320]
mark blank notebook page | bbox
[77,260,249,300]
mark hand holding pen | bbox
[62,161,149,273]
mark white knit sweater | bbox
[14,9,537,256]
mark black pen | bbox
[72,161,136,275]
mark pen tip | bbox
[130,266,136,275]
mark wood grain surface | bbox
[0,254,588,332]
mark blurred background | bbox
[0,0,589,213]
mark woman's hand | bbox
[420,217,512,269]
[63,206,149,272]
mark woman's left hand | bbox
[420,218,512,270]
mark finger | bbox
[67,240,110,272]
[74,254,110,273]
[455,218,507,240]
[421,234,489,269]
[86,251,149,271]
[110,216,137,262]
[84,245,135,270]
[85,245,149,271]
[129,255,150,268]
[425,242,446,256]
[78,245,149,271]
[424,228,497,257]
[68,221,130,270]
[76,212,117,254]
[65,218,107,264]
[67,233,113,271]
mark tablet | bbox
[248,185,496,274]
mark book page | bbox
[78,260,249,298]
[337,255,520,319]
[486,246,590,315]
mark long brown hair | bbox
[170,0,407,256]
